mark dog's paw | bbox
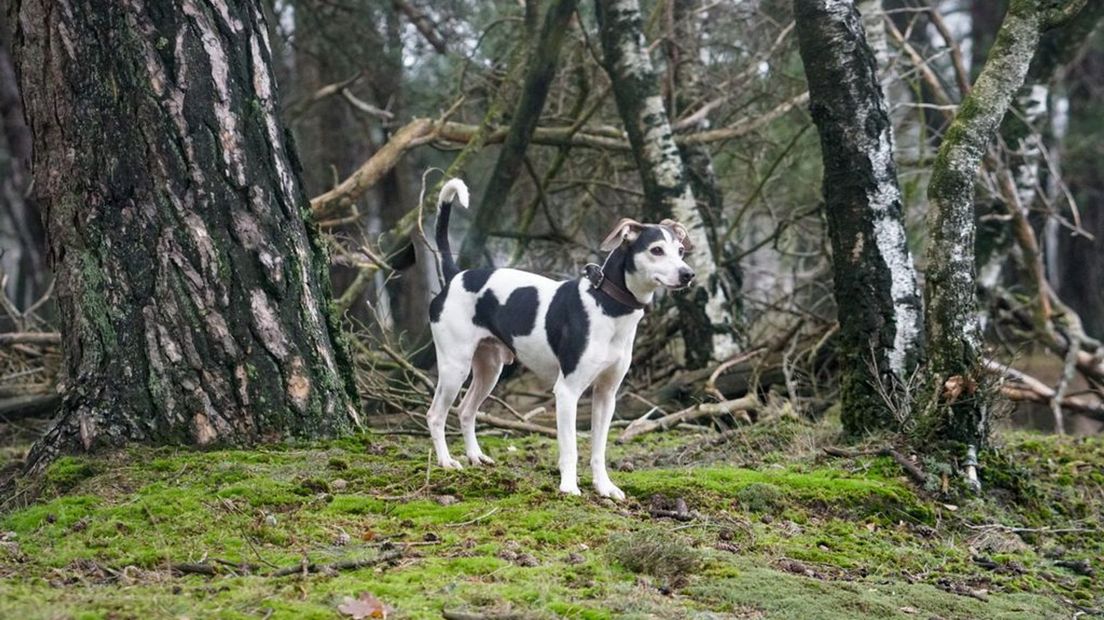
[559,482,582,496]
[595,482,626,501]
[467,453,495,466]
[438,456,464,470]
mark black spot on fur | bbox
[588,246,641,317]
[472,287,540,349]
[625,227,668,276]
[429,288,447,323]
[546,281,589,376]
[462,268,495,293]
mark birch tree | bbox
[13,0,358,471]
[595,0,739,364]
[924,0,1088,447]
[794,0,924,433]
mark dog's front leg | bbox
[553,378,582,495]
[590,370,626,500]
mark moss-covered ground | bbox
[1,417,1101,619]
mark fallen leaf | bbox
[338,592,387,619]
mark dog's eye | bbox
[678,247,686,257]
[650,246,665,256]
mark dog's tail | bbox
[435,178,469,283]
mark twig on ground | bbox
[268,549,403,578]
[446,506,500,528]
[822,446,927,485]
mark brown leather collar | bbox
[583,264,646,311]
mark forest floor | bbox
[0,414,1101,619]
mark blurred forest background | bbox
[0,0,1102,465]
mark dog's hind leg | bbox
[457,340,512,466]
[427,342,475,470]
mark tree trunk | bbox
[795,0,924,434]
[668,0,746,362]
[0,10,46,314]
[13,0,358,472]
[1057,32,1104,339]
[458,0,578,267]
[595,0,739,365]
[923,0,1078,446]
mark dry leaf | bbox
[338,591,387,619]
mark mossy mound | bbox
[1,423,1100,618]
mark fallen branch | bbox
[983,358,1104,422]
[0,394,61,421]
[269,549,403,578]
[617,395,757,443]
[0,332,60,346]
[822,446,927,485]
[475,412,557,438]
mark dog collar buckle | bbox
[583,263,605,288]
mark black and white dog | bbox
[426,179,695,499]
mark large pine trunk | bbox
[595,0,739,365]
[794,0,924,434]
[13,0,358,471]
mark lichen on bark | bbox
[14,0,358,472]
[795,0,924,434]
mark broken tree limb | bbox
[475,412,557,438]
[310,107,806,223]
[310,118,435,220]
[983,358,1104,422]
[823,446,927,485]
[0,331,60,346]
[617,394,758,443]
[269,549,403,578]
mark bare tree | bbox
[924,0,1087,447]
[794,0,923,433]
[595,0,739,364]
[13,0,358,471]
[459,0,579,267]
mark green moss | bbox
[2,431,1100,618]
[45,456,99,490]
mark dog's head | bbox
[600,218,696,289]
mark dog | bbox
[425,179,695,499]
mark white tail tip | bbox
[439,178,470,209]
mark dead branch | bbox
[269,549,403,578]
[617,394,757,443]
[0,332,60,346]
[475,412,557,438]
[983,358,1104,422]
[310,118,435,219]
[822,446,927,485]
[393,0,448,54]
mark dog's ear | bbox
[659,219,694,251]
[599,218,645,251]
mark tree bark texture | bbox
[595,0,739,364]
[0,9,46,314]
[794,0,924,434]
[13,0,358,470]
[458,0,579,267]
[1057,32,1104,339]
[669,0,746,363]
[923,0,1071,446]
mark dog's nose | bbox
[678,269,695,286]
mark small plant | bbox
[610,529,702,587]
